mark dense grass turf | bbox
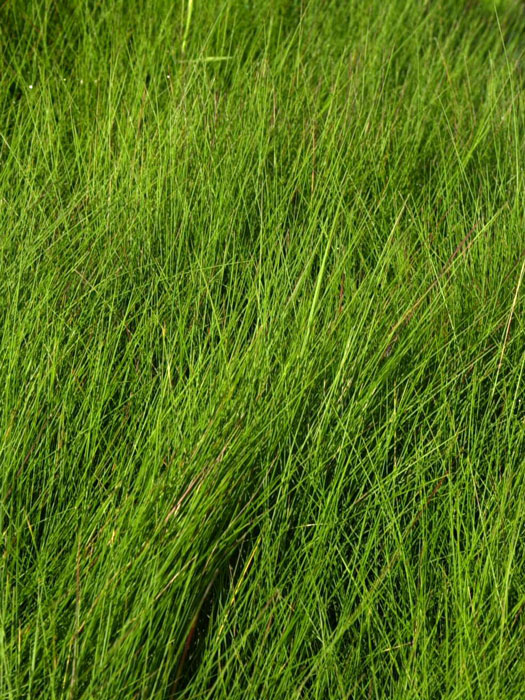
[1,0,524,697]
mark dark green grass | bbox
[1,0,524,697]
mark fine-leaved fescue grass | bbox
[1,0,524,697]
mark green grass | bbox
[0,0,524,697]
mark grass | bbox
[0,0,524,697]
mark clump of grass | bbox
[0,0,524,697]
